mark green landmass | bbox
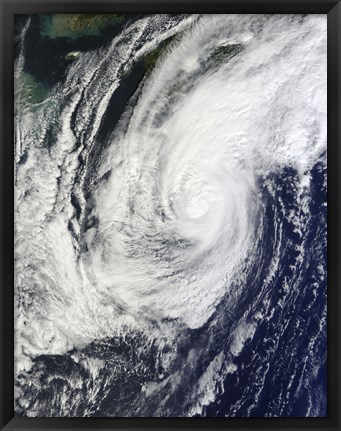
[65,51,81,61]
[15,71,49,105]
[208,43,244,66]
[143,36,178,72]
[40,14,125,40]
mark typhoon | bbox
[14,14,327,417]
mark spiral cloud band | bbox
[14,14,327,417]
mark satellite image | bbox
[14,14,327,417]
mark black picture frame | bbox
[1,0,340,430]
